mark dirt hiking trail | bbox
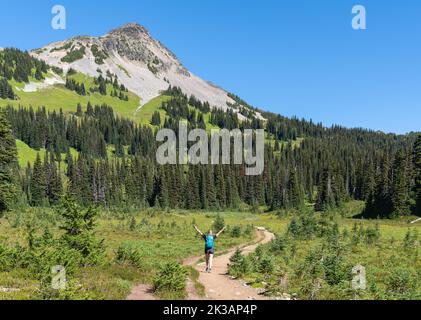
[185,229,275,300]
[127,229,275,300]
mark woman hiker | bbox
[194,225,227,273]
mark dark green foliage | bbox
[230,225,242,238]
[115,243,143,269]
[51,42,73,52]
[151,111,161,126]
[147,62,158,75]
[61,46,86,63]
[258,254,275,274]
[95,75,107,96]
[364,223,381,245]
[0,200,105,299]
[0,48,50,100]
[45,153,63,204]
[288,169,304,209]
[0,78,15,99]
[350,223,381,246]
[402,229,418,250]
[414,135,421,215]
[385,268,419,299]
[153,262,188,295]
[228,249,251,277]
[390,150,413,217]
[321,253,351,286]
[212,214,225,232]
[30,153,46,206]
[0,111,17,213]
[2,82,419,216]
[363,138,420,218]
[230,248,243,264]
[315,168,343,212]
[210,109,239,130]
[287,213,318,240]
[243,224,254,237]
[0,48,48,83]
[59,196,105,265]
[51,66,64,76]
[128,216,137,231]
[65,78,86,95]
[91,44,108,65]
[269,235,289,254]
[67,68,77,76]
[89,73,128,100]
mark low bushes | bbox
[153,262,188,299]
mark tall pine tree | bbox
[30,153,46,206]
[391,150,412,218]
[0,111,17,213]
[414,135,421,216]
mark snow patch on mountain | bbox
[15,73,65,93]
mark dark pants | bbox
[205,248,214,255]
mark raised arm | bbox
[194,225,204,236]
[216,226,227,238]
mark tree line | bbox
[0,99,419,217]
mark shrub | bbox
[321,254,351,286]
[254,245,264,258]
[270,236,288,254]
[61,46,86,63]
[0,243,19,272]
[128,216,137,231]
[115,244,143,269]
[365,224,381,245]
[295,247,324,280]
[230,248,243,264]
[231,226,242,238]
[212,214,225,232]
[259,255,275,274]
[287,213,318,240]
[38,278,95,300]
[385,268,419,299]
[228,249,252,277]
[153,262,188,295]
[244,224,254,237]
[402,229,419,250]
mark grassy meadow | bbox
[0,202,419,300]
[0,72,141,121]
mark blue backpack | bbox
[205,235,215,249]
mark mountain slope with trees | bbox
[1,86,419,218]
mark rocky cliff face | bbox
[32,23,247,115]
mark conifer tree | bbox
[46,152,63,204]
[151,111,161,126]
[288,169,304,209]
[0,111,17,213]
[391,150,412,217]
[30,153,46,206]
[76,103,83,116]
[315,168,336,211]
[413,135,421,216]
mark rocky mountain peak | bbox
[31,23,259,118]
[107,23,151,38]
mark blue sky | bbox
[0,0,420,134]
